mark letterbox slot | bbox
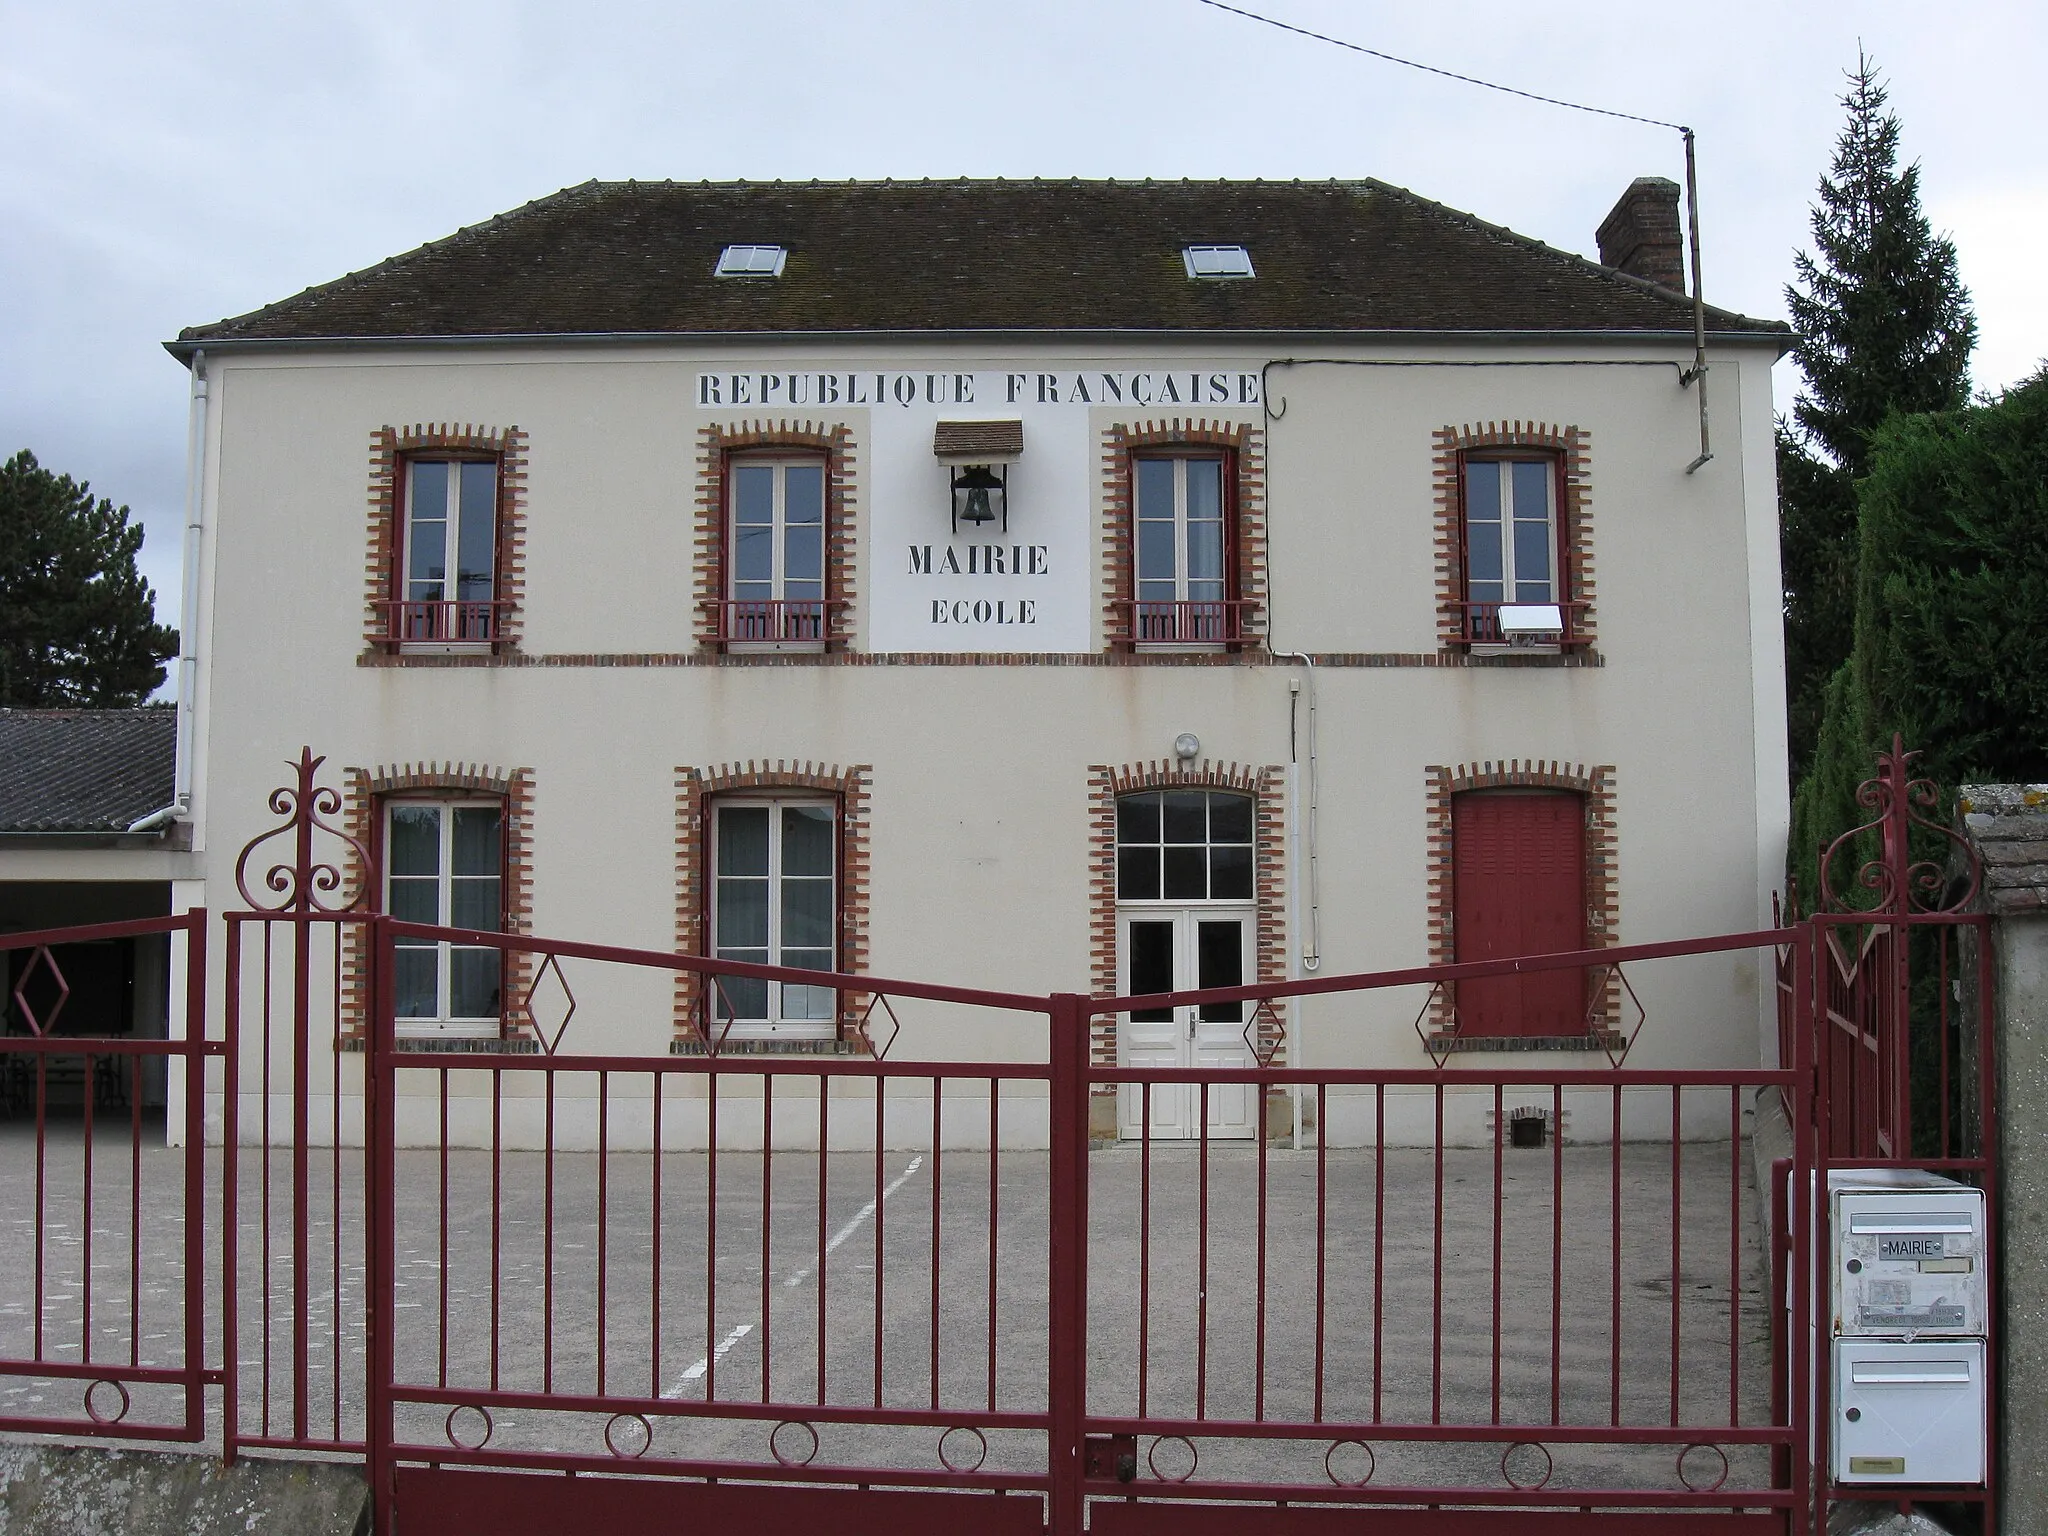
[1850,1363,1972,1385]
[1847,1211,1973,1234]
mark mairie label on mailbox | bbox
[1878,1234,1947,1261]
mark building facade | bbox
[163,177,1792,1146]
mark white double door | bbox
[1117,908,1255,1140]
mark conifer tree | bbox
[1780,52,1975,775]
[0,450,179,707]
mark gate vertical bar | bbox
[1974,913,2000,1536]
[365,914,393,1535]
[1047,994,1089,1536]
[181,910,209,1443]
[222,917,241,1464]
[290,756,316,1443]
[1792,918,1818,1536]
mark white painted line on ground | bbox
[661,1321,755,1398]
[659,1154,925,1399]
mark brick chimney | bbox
[1596,177,1685,293]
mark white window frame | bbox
[709,796,839,1040]
[715,244,788,277]
[726,454,829,653]
[384,798,504,1039]
[399,457,499,653]
[1113,788,1257,906]
[1133,454,1233,647]
[1182,244,1255,279]
[1462,456,1560,602]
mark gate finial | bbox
[233,746,375,912]
[1818,734,1980,915]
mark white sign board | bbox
[696,366,1262,654]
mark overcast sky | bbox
[3,0,2041,660]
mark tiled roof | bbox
[175,179,1786,347]
[0,710,176,833]
[934,420,1024,459]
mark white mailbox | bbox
[1829,1168,1985,1337]
[1832,1338,1986,1484]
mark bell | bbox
[951,464,1005,532]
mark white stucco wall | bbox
[180,334,1788,1146]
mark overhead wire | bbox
[1190,0,1687,132]
[1192,0,1715,471]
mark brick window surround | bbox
[338,762,537,1045]
[1101,420,1266,651]
[364,424,529,657]
[695,422,859,652]
[1423,760,1618,1045]
[673,761,873,1042]
[1087,760,1289,1079]
[1432,421,1593,653]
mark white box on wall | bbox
[1829,1169,1986,1337]
[1832,1338,1986,1485]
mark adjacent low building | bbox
[0,708,187,1108]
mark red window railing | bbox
[382,599,506,644]
[1126,599,1250,645]
[714,599,832,644]
[1459,599,1589,646]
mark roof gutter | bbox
[0,828,191,851]
[164,324,1793,363]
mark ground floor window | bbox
[711,798,837,1038]
[386,799,503,1035]
[1451,788,1587,1036]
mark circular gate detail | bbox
[770,1419,820,1467]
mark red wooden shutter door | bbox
[1452,791,1586,1037]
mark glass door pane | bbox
[714,806,771,1020]
[388,804,441,1018]
[778,804,835,1021]
[1128,920,1174,1023]
[1196,918,1244,1023]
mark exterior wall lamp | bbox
[934,420,1024,537]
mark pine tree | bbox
[0,450,179,707]
[1780,51,1975,775]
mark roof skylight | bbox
[1183,245,1255,279]
[715,244,788,277]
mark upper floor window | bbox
[1131,453,1244,647]
[387,799,503,1036]
[723,455,827,650]
[710,798,837,1038]
[396,458,501,649]
[1459,455,1574,648]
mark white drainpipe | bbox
[127,349,206,834]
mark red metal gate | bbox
[0,910,214,1446]
[0,740,1997,1534]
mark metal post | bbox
[1681,127,1713,474]
[1975,914,2001,1534]
[220,916,240,1466]
[1046,994,1090,1536]
[1793,922,1819,1535]
[364,915,393,1534]
[181,910,209,1445]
